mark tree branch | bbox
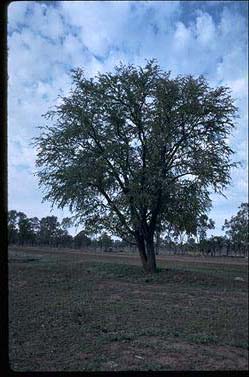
[96,186,135,236]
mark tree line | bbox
[156,203,248,257]
[8,202,248,256]
[8,210,128,250]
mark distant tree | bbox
[113,238,128,251]
[54,227,73,248]
[8,211,75,248]
[74,230,92,249]
[196,214,215,242]
[29,217,40,245]
[98,232,113,251]
[57,217,74,247]
[187,237,196,245]
[17,212,34,246]
[199,235,226,256]
[30,217,40,233]
[8,210,19,244]
[210,236,225,256]
[222,203,248,255]
[60,217,73,231]
[38,216,61,246]
[186,236,196,254]
[34,60,238,272]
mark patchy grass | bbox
[8,247,248,371]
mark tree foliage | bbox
[33,60,238,272]
[74,230,92,248]
[223,203,248,247]
[196,214,215,241]
[7,211,73,247]
[8,210,19,244]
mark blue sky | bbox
[8,1,248,236]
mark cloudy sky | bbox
[8,0,248,236]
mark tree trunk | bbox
[136,235,157,273]
[146,239,157,273]
[155,231,160,255]
[136,237,149,272]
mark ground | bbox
[8,246,248,371]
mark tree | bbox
[8,210,19,244]
[74,230,92,249]
[196,214,215,242]
[34,60,238,273]
[17,212,34,246]
[29,217,40,245]
[222,203,248,255]
[53,227,73,248]
[61,217,73,232]
[38,216,61,246]
[186,236,196,254]
[7,210,75,248]
[8,210,39,246]
[211,236,226,256]
[98,232,113,251]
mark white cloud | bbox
[27,2,64,40]
[174,21,192,50]
[8,1,30,29]
[8,1,248,236]
[61,0,131,56]
[195,11,216,46]
[227,78,248,98]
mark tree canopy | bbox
[34,60,238,272]
[223,203,248,247]
[8,211,73,247]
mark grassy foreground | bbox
[8,248,248,371]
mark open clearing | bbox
[8,247,248,371]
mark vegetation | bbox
[222,203,248,253]
[33,60,238,272]
[7,210,129,251]
[8,210,73,247]
[9,248,248,371]
[8,205,248,257]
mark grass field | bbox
[8,247,248,371]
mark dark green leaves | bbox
[33,60,238,241]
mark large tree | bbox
[34,60,238,272]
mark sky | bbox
[8,0,248,237]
